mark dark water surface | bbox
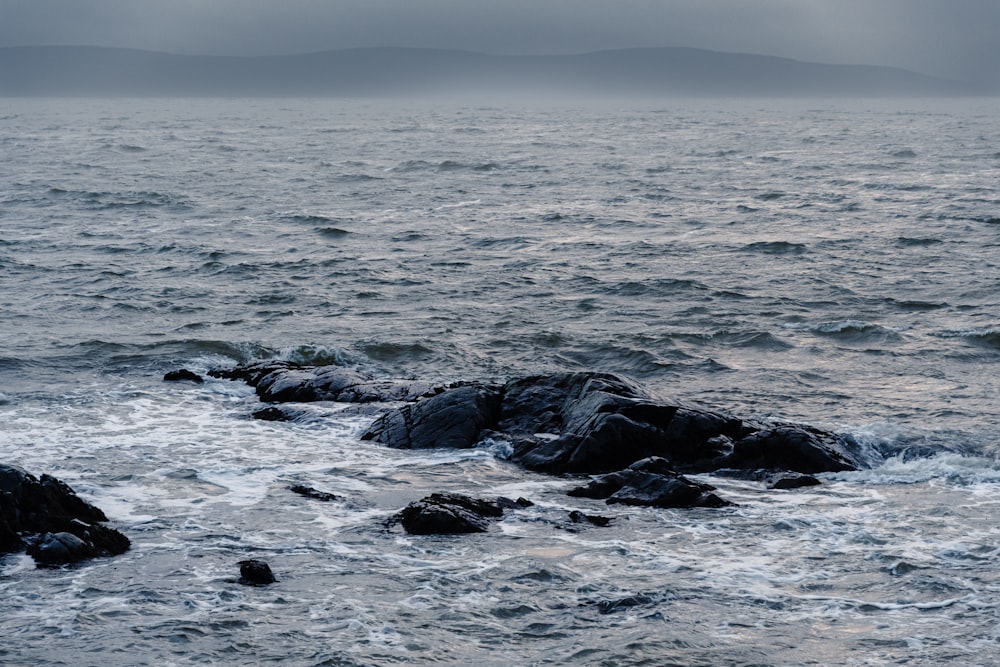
[1,97,999,665]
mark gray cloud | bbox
[1,0,996,86]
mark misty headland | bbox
[0,45,980,97]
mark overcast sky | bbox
[1,0,996,85]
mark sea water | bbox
[1,96,999,666]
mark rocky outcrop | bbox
[212,364,868,511]
[568,457,733,508]
[358,371,865,476]
[0,464,130,565]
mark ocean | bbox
[1,96,999,666]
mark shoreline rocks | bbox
[0,464,130,566]
[208,363,863,513]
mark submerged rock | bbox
[568,457,734,508]
[0,464,130,565]
[239,559,277,585]
[394,493,519,535]
[568,510,613,527]
[252,406,291,421]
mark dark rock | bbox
[207,360,294,386]
[0,464,130,564]
[221,365,865,477]
[568,510,612,527]
[495,496,534,509]
[363,385,502,449]
[500,373,748,474]
[239,559,276,585]
[723,425,862,473]
[289,484,340,502]
[27,532,92,565]
[394,493,507,535]
[252,406,291,422]
[211,361,452,404]
[568,457,733,508]
[500,373,859,475]
[163,369,204,383]
[765,473,822,490]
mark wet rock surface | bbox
[163,368,204,383]
[362,385,502,450]
[568,457,734,508]
[568,510,613,527]
[212,365,869,513]
[394,493,514,535]
[209,361,441,404]
[239,559,277,585]
[357,370,864,475]
[0,464,130,565]
[289,484,340,502]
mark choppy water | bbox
[1,96,999,666]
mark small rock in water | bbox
[289,484,340,502]
[394,492,507,535]
[163,369,204,383]
[239,559,277,585]
[568,510,612,527]
[765,473,822,490]
[496,496,534,509]
[252,406,291,421]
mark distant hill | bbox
[0,45,978,97]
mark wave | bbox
[280,213,349,225]
[671,330,795,351]
[740,241,808,255]
[332,173,382,183]
[603,278,709,297]
[936,329,1000,350]
[315,227,352,238]
[786,321,903,343]
[360,341,435,363]
[555,341,701,378]
[388,159,502,173]
[896,236,943,246]
[44,187,192,211]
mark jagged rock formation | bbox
[0,464,130,565]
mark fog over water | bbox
[1,0,998,89]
